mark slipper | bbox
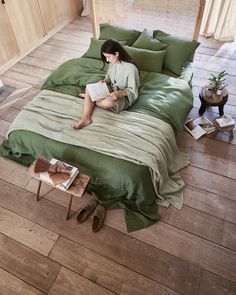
[92,204,106,233]
[76,199,98,223]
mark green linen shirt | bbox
[105,61,140,105]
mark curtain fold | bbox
[200,0,236,41]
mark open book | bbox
[215,114,235,127]
[86,82,110,102]
[185,116,215,140]
[40,158,79,191]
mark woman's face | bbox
[103,52,119,64]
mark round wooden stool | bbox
[199,88,228,116]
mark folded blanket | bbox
[8,89,189,209]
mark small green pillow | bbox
[133,29,167,51]
[153,30,200,75]
[84,38,126,59]
[99,23,141,46]
[125,46,166,73]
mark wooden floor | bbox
[0,16,236,295]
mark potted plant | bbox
[205,70,228,97]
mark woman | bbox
[73,39,140,129]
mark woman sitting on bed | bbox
[73,39,140,129]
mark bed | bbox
[0,24,199,232]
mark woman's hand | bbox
[107,91,119,101]
[107,90,127,101]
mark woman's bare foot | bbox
[79,93,86,98]
[73,117,92,129]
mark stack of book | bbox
[40,158,79,191]
[215,115,235,127]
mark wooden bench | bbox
[27,161,90,220]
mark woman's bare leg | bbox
[73,88,94,129]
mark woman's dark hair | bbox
[101,39,138,69]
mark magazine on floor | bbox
[40,158,79,191]
[184,116,215,140]
[215,114,235,127]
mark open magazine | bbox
[40,158,79,191]
[185,116,215,140]
[86,82,110,101]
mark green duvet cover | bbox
[0,56,193,232]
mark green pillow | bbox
[133,29,167,51]
[99,23,141,46]
[84,38,126,59]
[153,30,200,75]
[125,46,166,73]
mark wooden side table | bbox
[27,161,90,220]
[213,118,235,139]
[199,88,228,116]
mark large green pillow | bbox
[125,46,166,73]
[133,29,167,51]
[84,38,126,59]
[99,23,141,46]
[153,30,200,75]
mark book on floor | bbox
[86,82,110,101]
[184,116,215,140]
[215,114,235,127]
[39,158,79,191]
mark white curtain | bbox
[200,0,236,41]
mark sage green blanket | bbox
[7,89,189,208]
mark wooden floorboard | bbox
[0,15,236,295]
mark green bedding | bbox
[42,57,193,131]
[0,56,193,232]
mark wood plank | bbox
[227,160,236,179]
[0,119,10,137]
[49,267,115,295]
[59,26,93,38]
[180,166,236,201]
[177,131,236,161]
[2,70,43,86]
[105,210,236,282]
[188,149,229,176]
[45,38,88,52]
[0,85,16,104]
[198,270,236,295]
[28,49,76,64]
[10,87,40,110]
[0,106,19,122]
[184,186,236,224]
[0,157,32,189]
[36,43,83,58]
[0,207,58,256]
[0,178,201,295]
[11,62,51,79]
[159,205,236,251]
[0,233,61,293]
[193,54,236,76]
[0,267,45,295]
[49,236,180,295]
[51,32,90,46]
[1,77,32,90]
[19,56,58,72]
